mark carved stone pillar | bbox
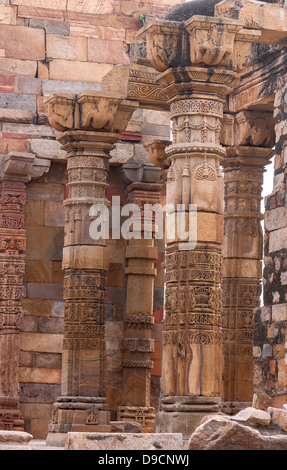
[139,14,259,439]
[117,179,162,432]
[45,92,137,446]
[221,112,275,414]
[0,151,47,431]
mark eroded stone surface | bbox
[188,415,287,450]
[65,432,183,451]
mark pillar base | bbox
[46,396,111,447]
[155,396,222,441]
[117,406,156,433]
[0,398,24,432]
[221,401,252,416]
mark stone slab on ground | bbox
[65,432,183,451]
[0,431,33,450]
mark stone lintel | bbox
[0,152,51,183]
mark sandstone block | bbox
[0,108,36,123]
[0,5,17,25]
[11,0,67,9]
[265,207,287,232]
[49,59,113,83]
[0,24,45,61]
[20,403,53,421]
[37,317,64,335]
[109,142,134,165]
[19,367,61,384]
[70,24,126,41]
[26,226,64,260]
[22,298,51,317]
[0,74,14,92]
[25,200,44,226]
[2,122,56,138]
[230,407,271,427]
[30,139,66,161]
[120,1,152,17]
[20,333,63,354]
[27,282,63,301]
[272,304,287,322]
[44,201,65,227]
[51,300,64,318]
[0,58,37,77]
[20,383,61,404]
[188,415,287,450]
[65,432,183,450]
[87,38,129,65]
[46,34,88,61]
[0,431,33,450]
[35,353,62,369]
[269,227,287,253]
[67,0,114,15]
[268,407,287,432]
[27,182,64,201]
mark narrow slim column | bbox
[117,180,162,432]
[221,112,274,414]
[0,152,35,431]
[45,91,137,446]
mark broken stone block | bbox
[188,416,287,450]
[268,407,287,432]
[65,432,183,451]
[230,407,271,427]
[0,431,33,450]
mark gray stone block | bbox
[0,93,37,112]
[29,19,70,36]
[42,79,101,97]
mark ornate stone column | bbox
[45,92,137,446]
[0,151,49,431]
[117,176,162,432]
[221,112,275,414]
[139,14,258,439]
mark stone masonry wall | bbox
[0,0,182,438]
[254,85,287,410]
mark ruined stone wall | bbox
[0,0,182,438]
[254,85,287,410]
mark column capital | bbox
[221,110,275,149]
[45,91,139,134]
[0,152,51,184]
[144,139,171,171]
[138,15,261,102]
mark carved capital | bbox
[46,91,139,134]
[139,15,259,73]
[0,152,51,183]
[221,111,275,149]
[144,139,171,170]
